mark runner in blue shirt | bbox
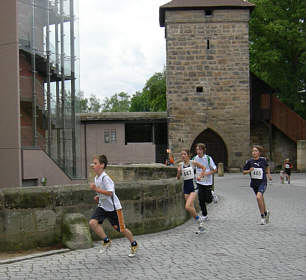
[243,145,272,225]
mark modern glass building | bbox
[18,0,81,178]
[0,0,83,188]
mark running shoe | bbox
[99,240,112,254]
[212,191,218,203]
[265,210,270,224]
[195,222,205,234]
[128,243,138,257]
[260,218,266,225]
[202,215,208,221]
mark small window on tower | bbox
[205,10,213,16]
[196,86,203,93]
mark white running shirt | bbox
[95,172,122,211]
[194,155,216,186]
[180,160,196,180]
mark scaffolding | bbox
[18,0,81,178]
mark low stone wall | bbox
[0,178,186,251]
[88,164,178,182]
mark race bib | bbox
[196,170,209,183]
[183,166,194,180]
[251,168,263,179]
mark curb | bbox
[0,248,71,265]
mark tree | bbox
[249,0,306,119]
[129,91,151,112]
[102,92,131,112]
[129,71,167,112]
[77,92,102,113]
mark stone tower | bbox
[160,0,255,170]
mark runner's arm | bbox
[176,165,181,179]
[266,166,272,181]
[90,183,113,196]
[194,161,206,179]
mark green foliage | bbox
[129,91,151,112]
[78,92,102,113]
[249,0,306,119]
[78,71,167,113]
[130,71,167,112]
[102,92,130,112]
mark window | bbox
[205,10,213,16]
[196,86,203,93]
[104,129,116,143]
[125,123,152,143]
[111,129,116,143]
[104,129,110,143]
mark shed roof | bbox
[160,0,255,26]
[80,112,167,122]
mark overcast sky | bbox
[79,0,169,101]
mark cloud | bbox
[79,0,169,100]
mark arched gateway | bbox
[190,129,228,170]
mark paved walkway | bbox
[1,173,306,280]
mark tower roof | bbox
[159,0,255,26]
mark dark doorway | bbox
[190,129,228,170]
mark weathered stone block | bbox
[35,209,57,231]
[62,213,93,250]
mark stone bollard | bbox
[62,213,93,250]
[218,162,224,177]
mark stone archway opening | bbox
[190,129,228,170]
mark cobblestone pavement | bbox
[1,173,306,280]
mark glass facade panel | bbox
[17,0,82,178]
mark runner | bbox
[194,143,217,221]
[89,155,138,257]
[283,158,293,184]
[177,149,206,233]
[243,145,272,225]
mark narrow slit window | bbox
[205,10,213,16]
[196,86,203,93]
[207,39,210,49]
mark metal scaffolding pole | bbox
[70,0,77,177]
[31,0,38,147]
[46,0,52,154]
[55,0,61,164]
[60,0,66,169]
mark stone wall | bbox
[297,140,306,171]
[164,9,251,169]
[250,122,297,170]
[88,164,177,182]
[0,176,186,251]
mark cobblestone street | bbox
[1,173,306,280]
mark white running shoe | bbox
[212,192,218,203]
[265,210,270,224]
[195,222,205,234]
[260,218,266,225]
[99,240,112,254]
[202,215,208,221]
[128,243,138,258]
